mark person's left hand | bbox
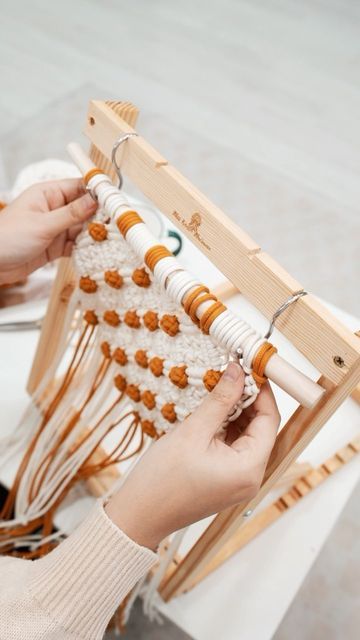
[0,179,97,284]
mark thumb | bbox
[46,192,97,236]
[190,362,244,435]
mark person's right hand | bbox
[106,362,280,550]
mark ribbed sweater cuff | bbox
[28,500,157,640]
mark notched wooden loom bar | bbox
[180,436,360,591]
[84,100,360,384]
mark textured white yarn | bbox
[0,159,268,624]
[74,169,266,434]
[10,159,81,199]
[75,215,229,431]
[142,527,188,620]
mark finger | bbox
[54,178,87,205]
[45,234,67,262]
[231,382,280,460]
[67,223,84,241]
[29,178,86,211]
[63,240,74,257]
[45,192,97,236]
[189,362,245,436]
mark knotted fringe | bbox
[0,316,144,558]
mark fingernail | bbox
[83,192,97,208]
[223,362,241,381]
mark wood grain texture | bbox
[27,258,76,394]
[84,101,360,384]
[159,364,360,600]
[183,437,360,590]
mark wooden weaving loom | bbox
[26,100,360,601]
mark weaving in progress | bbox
[1,91,359,629]
[0,128,326,564]
[0,109,328,614]
[0,151,281,554]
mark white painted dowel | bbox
[67,142,95,175]
[67,142,325,409]
[264,353,323,408]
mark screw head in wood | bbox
[243,509,253,518]
[333,355,345,368]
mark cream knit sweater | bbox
[0,501,157,639]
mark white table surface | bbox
[0,234,359,640]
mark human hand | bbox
[0,179,97,284]
[106,362,280,550]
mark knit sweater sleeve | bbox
[0,500,157,640]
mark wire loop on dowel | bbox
[264,290,308,339]
[111,132,139,189]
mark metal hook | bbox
[264,290,308,339]
[111,132,139,189]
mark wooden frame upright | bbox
[27,100,360,600]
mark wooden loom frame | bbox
[27,100,360,600]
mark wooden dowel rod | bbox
[67,142,325,409]
[68,142,95,175]
[266,353,323,407]
[212,281,239,301]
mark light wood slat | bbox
[295,479,312,496]
[182,504,281,592]
[272,461,313,490]
[351,382,360,405]
[88,100,139,182]
[181,437,359,591]
[84,100,360,384]
[27,258,75,394]
[159,364,360,600]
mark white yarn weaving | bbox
[75,170,265,437]
[0,158,269,628]
[0,160,265,540]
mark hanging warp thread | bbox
[0,162,277,630]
